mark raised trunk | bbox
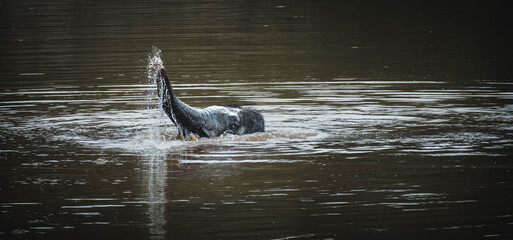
[154,67,208,138]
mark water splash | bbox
[147,46,163,82]
[145,46,163,112]
[143,46,174,150]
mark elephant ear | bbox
[239,107,265,134]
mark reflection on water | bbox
[1,1,513,239]
[144,152,167,240]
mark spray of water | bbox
[146,46,162,113]
[147,46,163,81]
[142,46,182,148]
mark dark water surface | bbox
[1,1,512,239]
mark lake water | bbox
[1,1,512,239]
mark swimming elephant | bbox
[154,64,265,141]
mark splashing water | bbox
[145,46,164,114]
[147,46,163,81]
[141,47,180,150]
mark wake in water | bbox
[18,47,321,156]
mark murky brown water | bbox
[1,1,512,239]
